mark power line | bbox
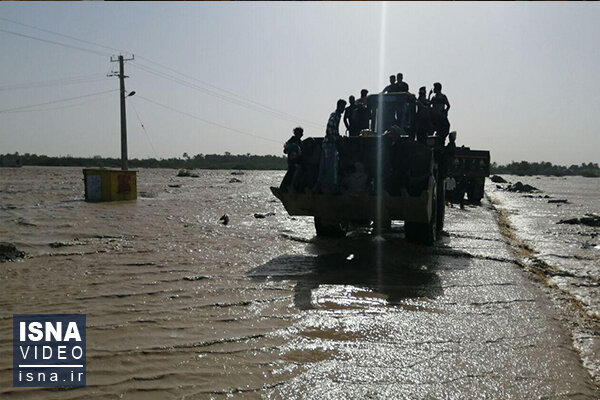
[0,16,128,55]
[0,73,109,91]
[131,61,324,129]
[0,89,117,113]
[130,61,306,125]
[136,56,324,128]
[0,28,111,57]
[127,97,159,159]
[1,16,323,129]
[0,95,112,114]
[134,94,280,144]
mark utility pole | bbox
[110,54,134,170]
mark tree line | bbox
[490,161,599,177]
[1,152,287,170]
[2,152,599,177]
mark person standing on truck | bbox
[280,126,304,192]
[415,86,432,143]
[314,99,346,193]
[394,73,410,128]
[396,73,409,92]
[343,95,360,137]
[429,82,451,142]
[355,89,371,133]
[326,99,346,139]
[383,75,401,93]
[279,126,304,192]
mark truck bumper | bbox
[270,177,434,224]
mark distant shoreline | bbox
[0,153,288,171]
[1,153,598,177]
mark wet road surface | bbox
[258,204,599,399]
[0,168,598,399]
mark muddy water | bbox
[0,167,598,399]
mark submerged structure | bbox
[271,92,459,245]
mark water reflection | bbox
[249,236,444,309]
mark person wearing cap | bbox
[280,126,304,192]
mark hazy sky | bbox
[1,2,599,165]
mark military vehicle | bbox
[446,147,490,203]
[271,92,453,245]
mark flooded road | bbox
[0,167,598,399]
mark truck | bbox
[270,92,453,245]
[446,147,490,203]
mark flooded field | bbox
[0,167,598,399]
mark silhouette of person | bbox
[396,73,409,92]
[441,130,456,179]
[343,95,360,137]
[326,99,347,139]
[429,82,451,141]
[355,89,371,132]
[315,99,346,193]
[393,73,410,128]
[415,86,432,143]
[383,75,401,93]
[280,126,304,192]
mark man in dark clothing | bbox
[355,89,371,133]
[429,82,451,142]
[383,75,401,93]
[415,86,432,143]
[280,126,304,192]
[441,130,456,178]
[343,95,360,137]
[396,73,409,92]
[393,73,410,128]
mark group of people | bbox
[383,72,410,93]
[336,74,451,143]
[280,75,452,193]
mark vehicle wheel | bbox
[314,217,346,237]
[467,187,483,203]
[405,180,437,245]
[436,178,445,231]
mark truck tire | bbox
[405,181,437,245]
[467,186,483,203]
[314,217,346,237]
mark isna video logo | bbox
[13,314,86,387]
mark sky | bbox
[0,2,599,165]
